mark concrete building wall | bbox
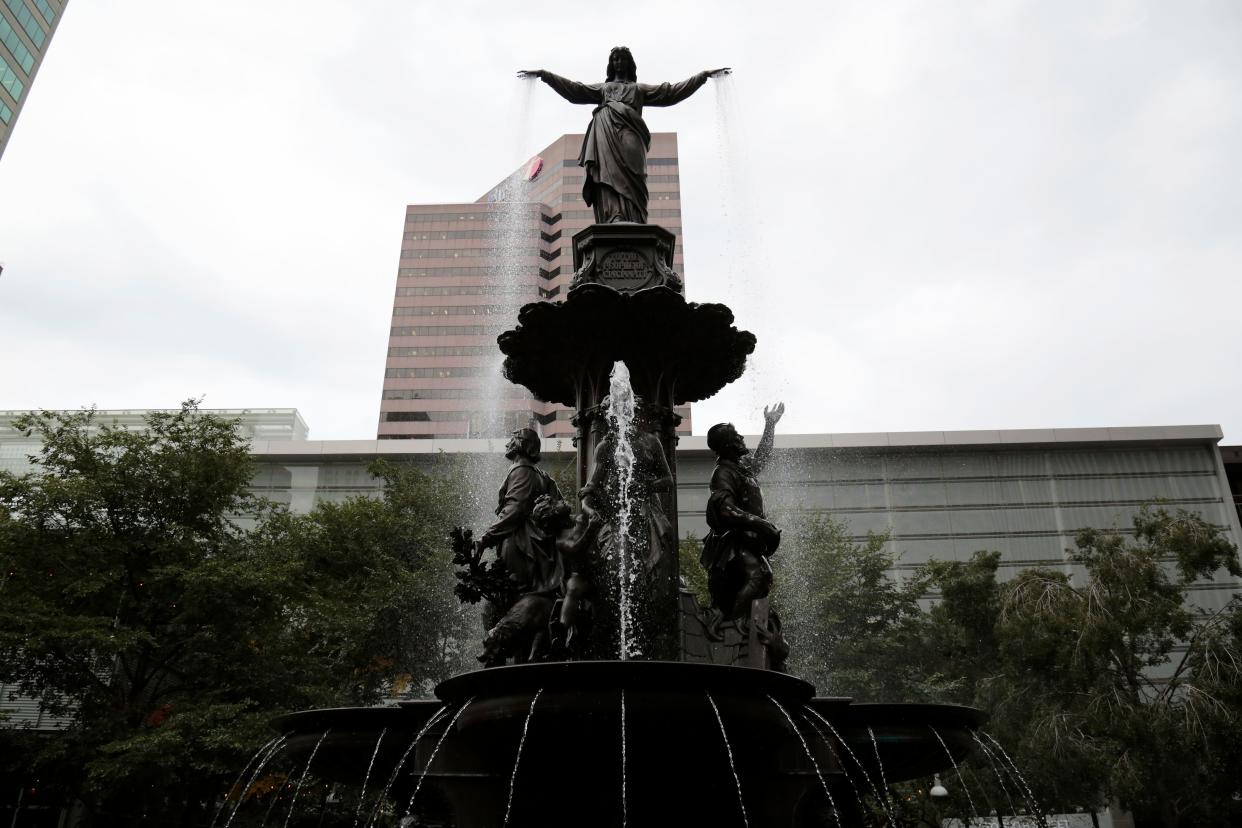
[251,425,1242,614]
[0,408,309,475]
[378,132,692,440]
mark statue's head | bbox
[607,47,637,82]
[707,422,748,460]
[505,427,541,463]
[531,493,572,532]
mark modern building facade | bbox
[1220,444,1242,526]
[0,408,308,475]
[252,424,1242,614]
[379,132,692,441]
[0,0,67,161]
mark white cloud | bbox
[1,1,1239,441]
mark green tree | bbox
[0,404,469,825]
[259,457,475,698]
[924,507,1242,826]
[776,514,949,702]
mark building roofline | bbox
[250,424,1225,461]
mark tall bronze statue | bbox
[472,428,564,665]
[701,403,785,622]
[519,48,729,224]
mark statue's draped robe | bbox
[539,72,709,223]
[482,460,564,596]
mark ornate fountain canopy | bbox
[498,284,756,407]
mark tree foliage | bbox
[781,506,1242,826]
[0,403,469,825]
[923,507,1242,826]
[777,514,950,701]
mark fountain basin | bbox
[274,661,981,827]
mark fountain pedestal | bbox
[498,222,756,660]
[570,221,683,293]
[270,219,987,825]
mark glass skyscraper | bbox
[0,0,66,161]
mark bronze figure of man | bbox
[701,403,785,621]
[519,48,729,224]
[474,428,564,664]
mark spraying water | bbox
[352,727,388,828]
[606,361,641,659]
[706,691,749,828]
[970,731,1020,819]
[216,734,286,828]
[709,72,786,419]
[366,704,451,828]
[620,689,628,828]
[502,689,544,828]
[282,728,331,828]
[801,706,894,824]
[981,731,1046,825]
[402,698,476,820]
[867,726,897,818]
[451,78,542,669]
[768,696,841,828]
[223,735,289,828]
[800,711,866,812]
[929,725,978,818]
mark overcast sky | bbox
[1,0,1239,441]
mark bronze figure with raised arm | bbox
[700,403,785,622]
[519,48,729,224]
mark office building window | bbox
[0,52,23,99]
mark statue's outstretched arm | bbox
[641,68,729,108]
[519,69,600,105]
[751,402,784,476]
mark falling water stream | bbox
[607,361,641,659]
[767,696,841,828]
[459,77,541,559]
[800,710,866,813]
[929,725,978,818]
[982,730,1046,826]
[223,735,289,828]
[801,706,894,824]
[866,726,897,819]
[365,704,452,828]
[620,689,628,828]
[970,731,1020,819]
[501,688,544,828]
[706,691,750,828]
[710,72,785,417]
[352,727,387,828]
[281,728,330,828]
[213,739,284,828]
[402,698,476,820]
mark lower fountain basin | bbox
[273,661,981,827]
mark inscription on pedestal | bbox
[570,223,682,295]
[598,248,652,290]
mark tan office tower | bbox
[378,132,692,440]
[0,0,67,160]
